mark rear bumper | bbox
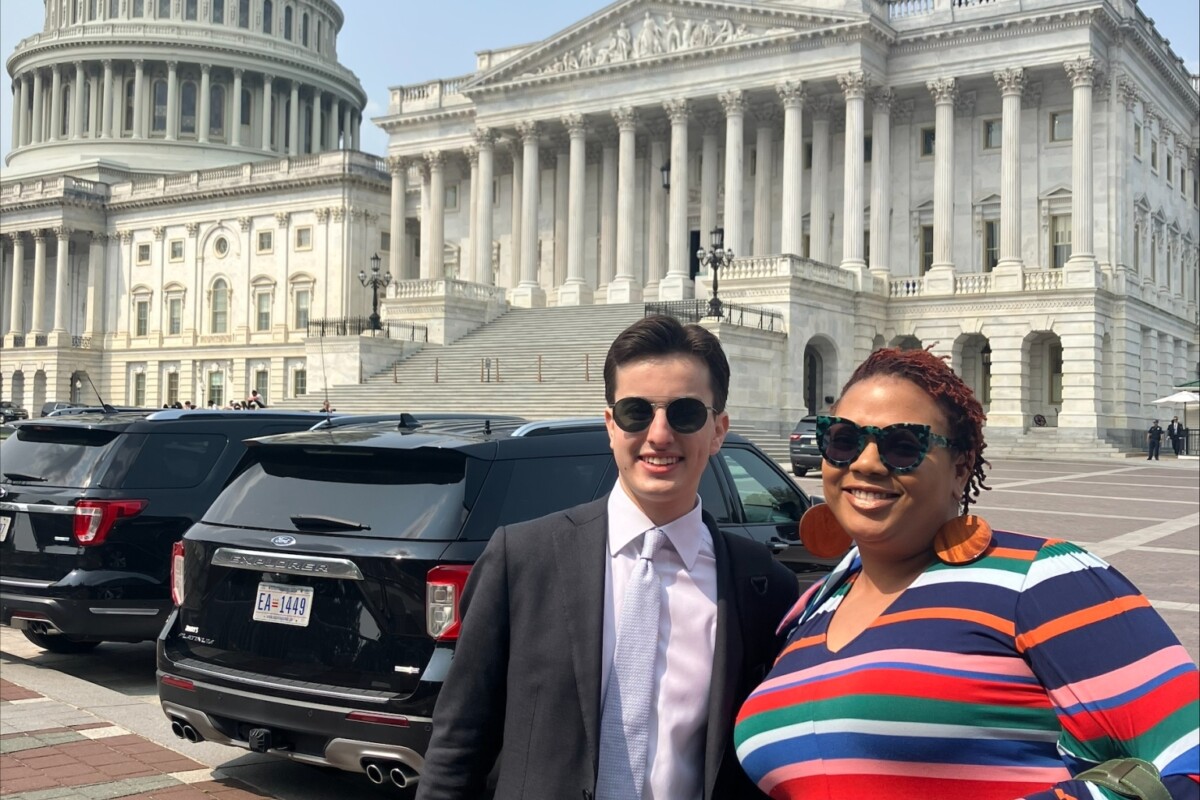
[789,449,822,470]
[0,589,170,641]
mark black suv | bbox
[157,416,833,789]
[0,409,320,653]
[1,401,29,424]
[789,415,822,477]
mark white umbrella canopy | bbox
[1152,391,1200,404]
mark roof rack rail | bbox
[510,417,606,437]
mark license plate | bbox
[252,582,313,627]
[800,436,816,446]
[0,516,11,543]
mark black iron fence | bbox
[306,317,428,342]
[645,300,784,332]
[1127,427,1196,456]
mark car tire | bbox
[792,466,808,477]
[21,629,102,654]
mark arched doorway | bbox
[1024,331,1062,427]
[891,334,923,351]
[802,336,839,415]
[956,333,992,409]
[32,370,48,414]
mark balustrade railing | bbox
[307,317,428,341]
[71,336,92,349]
[955,273,992,294]
[885,0,934,19]
[34,334,48,347]
[890,277,924,297]
[12,335,26,348]
[1023,269,1064,291]
[644,301,784,333]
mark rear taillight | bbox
[73,499,147,546]
[346,710,410,727]
[160,674,195,691]
[790,434,801,441]
[426,565,471,640]
[170,540,186,606]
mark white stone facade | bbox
[376,0,1200,444]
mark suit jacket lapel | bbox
[704,521,743,799]
[553,499,609,775]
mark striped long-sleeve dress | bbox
[734,530,1199,799]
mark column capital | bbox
[515,120,541,145]
[610,107,637,133]
[926,77,957,105]
[424,150,445,170]
[386,155,408,175]
[871,87,896,111]
[954,90,976,118]
[718,89,747,116]
[32,229,47,243]
[73,60,85,70]
[463,144,479,166]
[51,63,62,76]
[808,95,832,120]
[837,69,871,100]
[275,212,291,229]
[153,226,166,240]
[993,67,1026,97]
[316,207,331,223]
[133,58,144,69]
[201,63,211,76]
[663,98,690,124]
[474,126,496,149]
[1117,75,1140,110]
[752,102,779,127]
[185,222,199,237]
[644,118,668,140]
[1064,56,1097,88]
[101,59,113,70]
[88,230,108,243]
[54,226,72,241]
[119,230,134,243]
[238,216,252,231]
[562,113,588,138]
[776,80,806,108]
[263,72,274,84]
[233,67,244,78]
[166,60,178,72]
[696,110,723,133]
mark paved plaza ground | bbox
[1,457,1197,800]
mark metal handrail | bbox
[644,300,784,332]
[306,317,428,342]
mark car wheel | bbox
[792,466,808,477]
[22,629,102,654]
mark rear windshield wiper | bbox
[3,472,46,482]
[289,514,371,532]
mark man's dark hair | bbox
[604,315,730,412]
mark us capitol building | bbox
[2,0,1198,450]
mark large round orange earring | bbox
[933,514,993,565]
[799,504,853,559]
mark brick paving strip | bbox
[0,679,270,800]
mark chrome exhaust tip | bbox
[364,762,386,785]
[389,764,419,789]
[181,724,201,743]
[170,720,185,739]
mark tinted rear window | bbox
[117,433,227,489]
[0,426,123,487]
[204,446,469,540]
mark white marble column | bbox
[646,122,667,292]
[261,74,274,150]
[508,140,523,285]
[425,150,445,280]
[85,232,105,337]
[342,103,352,150]
[311,90,322,154]
[131,60,144,139]
[351,111,360,150]
[52,228,71,335]
[552,139,569,289]
[419,162,431,278]
[164,60,177,140]
[610,106,642,303]
[1064,57,1097,272]
[32,68,45,143]
[474,128,496,286]
[230,69,243,146]
[465,146,479,275]
[559,114,592,304]
[7,235,24,336]
[839,70,869,270]
[778,82,805,258]
[86,71,99,139]
[699,113,720,256]
[752,103,777,256]
[868,88,894,274]
[10,86,20,150]
[198,64,211,143]
[387,156,408,280]
[598,130,618,289]
[17,74,30,147]
[927,77,957,271]
[288,81,300,155]
[719,90,747,258]
[994,68,1025,271]
[512,121,546,307]
[49,64,62,142]
[661,98,693,300]
[71,62,86,140]
[809,97,831,263]
[30,231,47,336]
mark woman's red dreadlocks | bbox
[840,347,990,512]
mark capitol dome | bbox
[6,0,367,175]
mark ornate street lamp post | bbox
[358,252,392,332]
[696,226,733,319]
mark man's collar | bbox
[606,480,709,570]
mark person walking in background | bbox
[417,315,798,800]
[245,389,266,408]
[1147,419,1164,460]
[734,348,1198,799]
[1167,416,1184,456]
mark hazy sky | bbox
[1,0,1197,162]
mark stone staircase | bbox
[983,426,1133,460]
[273,303,794,461]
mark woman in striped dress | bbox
[734,348,1198,799]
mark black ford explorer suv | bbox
[157,415,834,790]
[0,409,319,653]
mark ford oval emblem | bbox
[271,535,297,547]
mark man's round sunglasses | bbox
[609,397,717,434]
[816,415,958,474]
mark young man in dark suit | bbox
[417,316,798,800]
[1167,416,1183,456]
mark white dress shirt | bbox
[602,481,719,800]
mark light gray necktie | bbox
[596,528,666,800]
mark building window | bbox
[983,220,999,272]
[301,12,309,46]
[88,0,98,21]
[294,289,310,328]
[157,0,170,18]
[211,0,224,23]
[1050,111,1072,142]
[920,127,935,157]
[1133,227,1140,274]
[1150,233,1157,281]
[803,142,812,169]
[1181,165,1187,197]
[124,81,135,131]
[983,119,1001,150]
[1165,153,1173,185]
[863,230,870,266]
[240,87,253,127]
[316,18,322,52]
[257,230,274,253]
[920,225,934,275]
[133,0,145,16]
[210,84,225,139]
[180,81,197,136]
[60,86,71,137]
[445,184,459,211]
[133,373,146,406]
[82,80,91,134]
[237,0,248,27]
[380,232,391,252]
[293,226,312,250]
[292,369,307,397]
[168,297,182,334]
[166,372,179,405]
[214,236,229,257]
[262,0,272,33]
[1150,138,1159,172]
[1050,214,1071,268]
[135,300,149,336]
[863,136,872,163]
[137,243,152,265]
[1048,343,1063,405]
[211,279,229,333]
[152,80,167,132]
[254,370,269,400]
[802,234,810,259]
[1133,123,1142,158]
[207,372,224,407]
[184,0,197,20]
[169,240,184,261]
[284,5,293,39]
[256,292,271,331]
